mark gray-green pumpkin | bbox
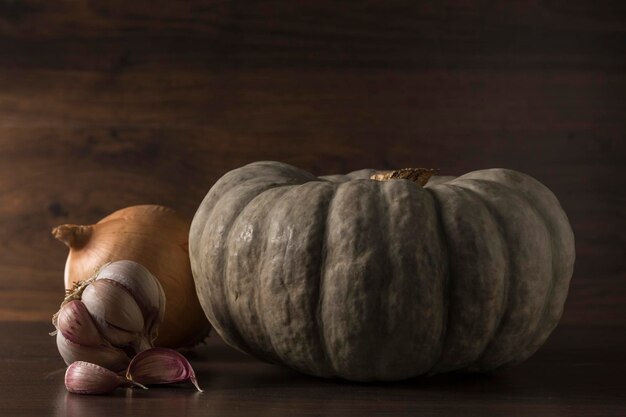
[189,161,575,381]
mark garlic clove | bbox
[94,260,166,343]
[126,348,203,392]
[94,324,138,347]
[65,361,146,395]
[55,300,102,347]
[56,331,130,372]
[81,279,145,336]
[96,260,165,320]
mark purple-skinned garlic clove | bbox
[54,300,102,347]
[81,279,145,337]
[94,260,166,340]
[54,300,131,372]
[65,361,146,395]
[126,348,203,392]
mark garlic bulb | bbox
[53,260,165,371]
[65,361,146,395]
[52,205,210,347]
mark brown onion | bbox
[52,205,210,348]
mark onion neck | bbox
[370,168,437,186]
[52,224,94,249]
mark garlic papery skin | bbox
[65,361,146,395]
[52,205,211,348]
[126,348,203,392]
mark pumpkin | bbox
[189,161,575,381]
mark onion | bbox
[52,205,210,348]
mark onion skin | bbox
[53,205,210,348]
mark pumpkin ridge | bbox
[261,192,297,364]
[426,183,507,372]
[466,176,571,368]
[260,181,335,376]
[445,182,511,371]
[225,185,296,364]
[465,177,560,368]
[191,188,247,349]
[451,179,552,370]
[315,182,338,377]
[322,179,406,380]
[373,181,394,379]
[322,180,368,376]
[359,179,445,379]
[423,186,453,375]
[255,187,301,362]
[212,182,290,357]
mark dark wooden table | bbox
[2,321,624,417]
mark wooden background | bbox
[0,0,624,329]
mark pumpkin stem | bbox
[52,224,93,249]
[370,168,438,186]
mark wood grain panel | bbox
[0,1,624,71]
[0,0,624,325]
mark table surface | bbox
[2,321,624,417]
